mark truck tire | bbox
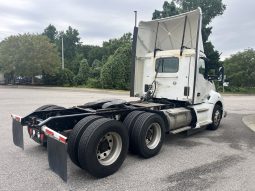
[29,105,66,147]
[67,115,102,167]
[123,110,145,151]
[131,112,165,158]
[207,105,222,130]
[78,118,128,178]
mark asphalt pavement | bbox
[1,86,255,191]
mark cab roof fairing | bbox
[135,8,203,58]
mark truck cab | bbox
[131,8,226,130]
[135,50,216,103]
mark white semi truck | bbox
[11,8,226,181]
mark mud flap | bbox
[47,136,67,182]
[12,119,24,149]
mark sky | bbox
[0,0,255,60]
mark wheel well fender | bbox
[215,101,223,109]
[215,101,224,116]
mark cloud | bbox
[210,0,255,59]
[1,0,254,58]
[0,0,165,45]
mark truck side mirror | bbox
[218,66,225,85]
[202,57,224,82]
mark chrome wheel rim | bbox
[96,132,122,166]
[214,110,221,126]
[145,123,161,149]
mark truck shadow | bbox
[24,144,47,155]
[163,129,208,148]
[164,113,255,151]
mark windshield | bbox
[155,57,179,73]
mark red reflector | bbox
[15,116,21,122]
[40,134,44,142]
[45,129,54,136]
[29,128,33,135]
[59,136,66,144]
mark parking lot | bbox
[1,86,255,191]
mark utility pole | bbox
[62,37,64,69]
[134,11,137,27]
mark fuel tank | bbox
[162,107,192,130]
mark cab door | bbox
[194,57,215,104]
[154,56,191,102]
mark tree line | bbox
[1,0,253,92]
[0,25,132,89]
[223,48,255,92]
[42,24,132,89]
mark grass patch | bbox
[217,86,255,94]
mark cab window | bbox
[199,58,206,77]
[155,57,179,73]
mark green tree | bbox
[43,24,57,43]
[78,33,132,67]
[85,59,103,88]
[87,46,104,66]
[224,49,255,88]
[78,45,102,65]
[90,59,102,78]
[68,53,84,75]
[102,33,132,59]
[0,34,60,84]
[152,0,226,65]
[74,59,90,85]
[101,43,131,89]
[152,1,180,19]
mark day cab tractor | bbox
[11,8,227,181]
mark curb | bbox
[242,115,255,132]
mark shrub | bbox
[86,78,102,88]
[74,59,90,85]
[56,68,74,86]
